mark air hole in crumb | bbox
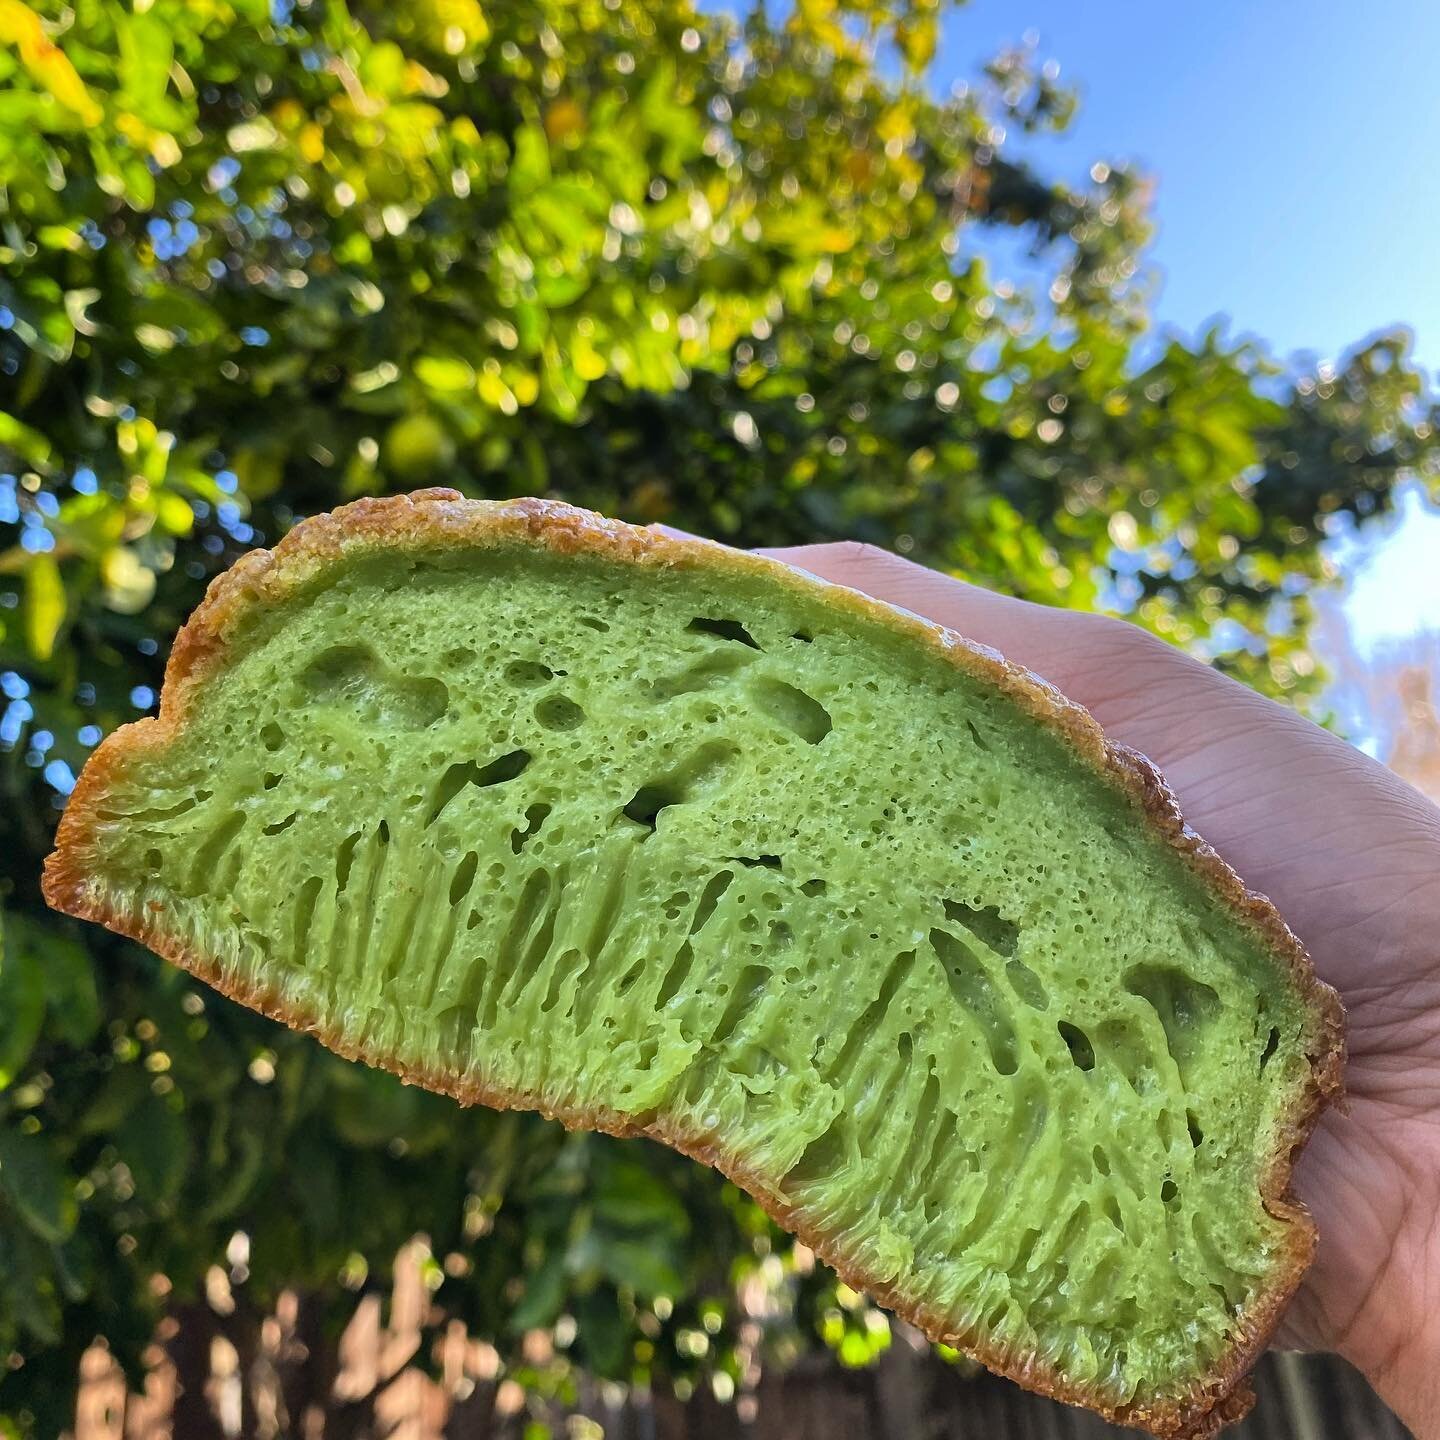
[262,722,285,752]
[750,678,832,744]
[1005,958,1049,1009]
[733,855,782,871]
[298,644,448,727]
[578,615,610,631]
[505,660,554,687]
[426,749,532,827]
[1058,1021,1095,1072]
[1013,1227,1041,1272]
[943,899,1019,957]
[651,648,752,700]
[620,742,736,836]
[476,749,532,786]
[335,832,362,891]
[442,646,477,667]
[1259,1025,1280,1070]
[966,718,990,752]
[688,616,761,649]
[535,694,585,731]
[623,783,681,835]
[931,928,1017,1074]
[1188,1110,1204,1148]
[449,851,479,907]
[1125,964,1223,1082]
[263,812,299,836]
[145,848,162,872]
[785,1123,846,1189]
[801,878,827,897]
[792,630,814,643]
[263,773,282,791]
[511,803,551,854]
[1092,1146,1110,1176]
[1161,1180,1179,1204]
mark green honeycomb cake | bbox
[44,491,1343,1438]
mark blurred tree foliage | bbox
[0,0,1437,1432]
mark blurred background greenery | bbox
[0,0,1436,1436]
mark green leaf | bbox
[2,282,75,362]
[0,1216,64,1346]
[77,1061,149,1136]
[232,446,285,500]
[115,1094,189,1204]
[528,185,599,248]
[22,551,64,660]
[509,1250,567,1332]
[0,1127,76,1243]
[117,150,156,210]
[154,489,196,537]
[36,930,100,1050]
[0,923,45,1089]
[57,491,126,556]
[533,266,590,309]
[0,1,101,124]
[0,410,53,469]
[199,1123,266,1222]
[117,12,175,119]
[575,1288,627,1374]
[0,90,68,130]
[509,123,551,193]
[595,1236,683,1299]
[593,1159,690,1236]
[414,354,476,392]
[292,1135,343,1239]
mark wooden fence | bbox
[71,1244,1409,1440]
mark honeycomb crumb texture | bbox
[86,547,1315,1407]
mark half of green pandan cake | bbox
[45,491,1343,1438]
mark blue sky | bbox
[1331,483,1440,655]
[940,1,1440,372]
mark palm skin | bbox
[758,542,1440,1438]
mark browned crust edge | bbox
[42,490,1346,1439]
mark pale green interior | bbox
[82,544,1314,1404]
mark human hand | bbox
[756,541,1440,1439]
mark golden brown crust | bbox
[43,490,1346,1439]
